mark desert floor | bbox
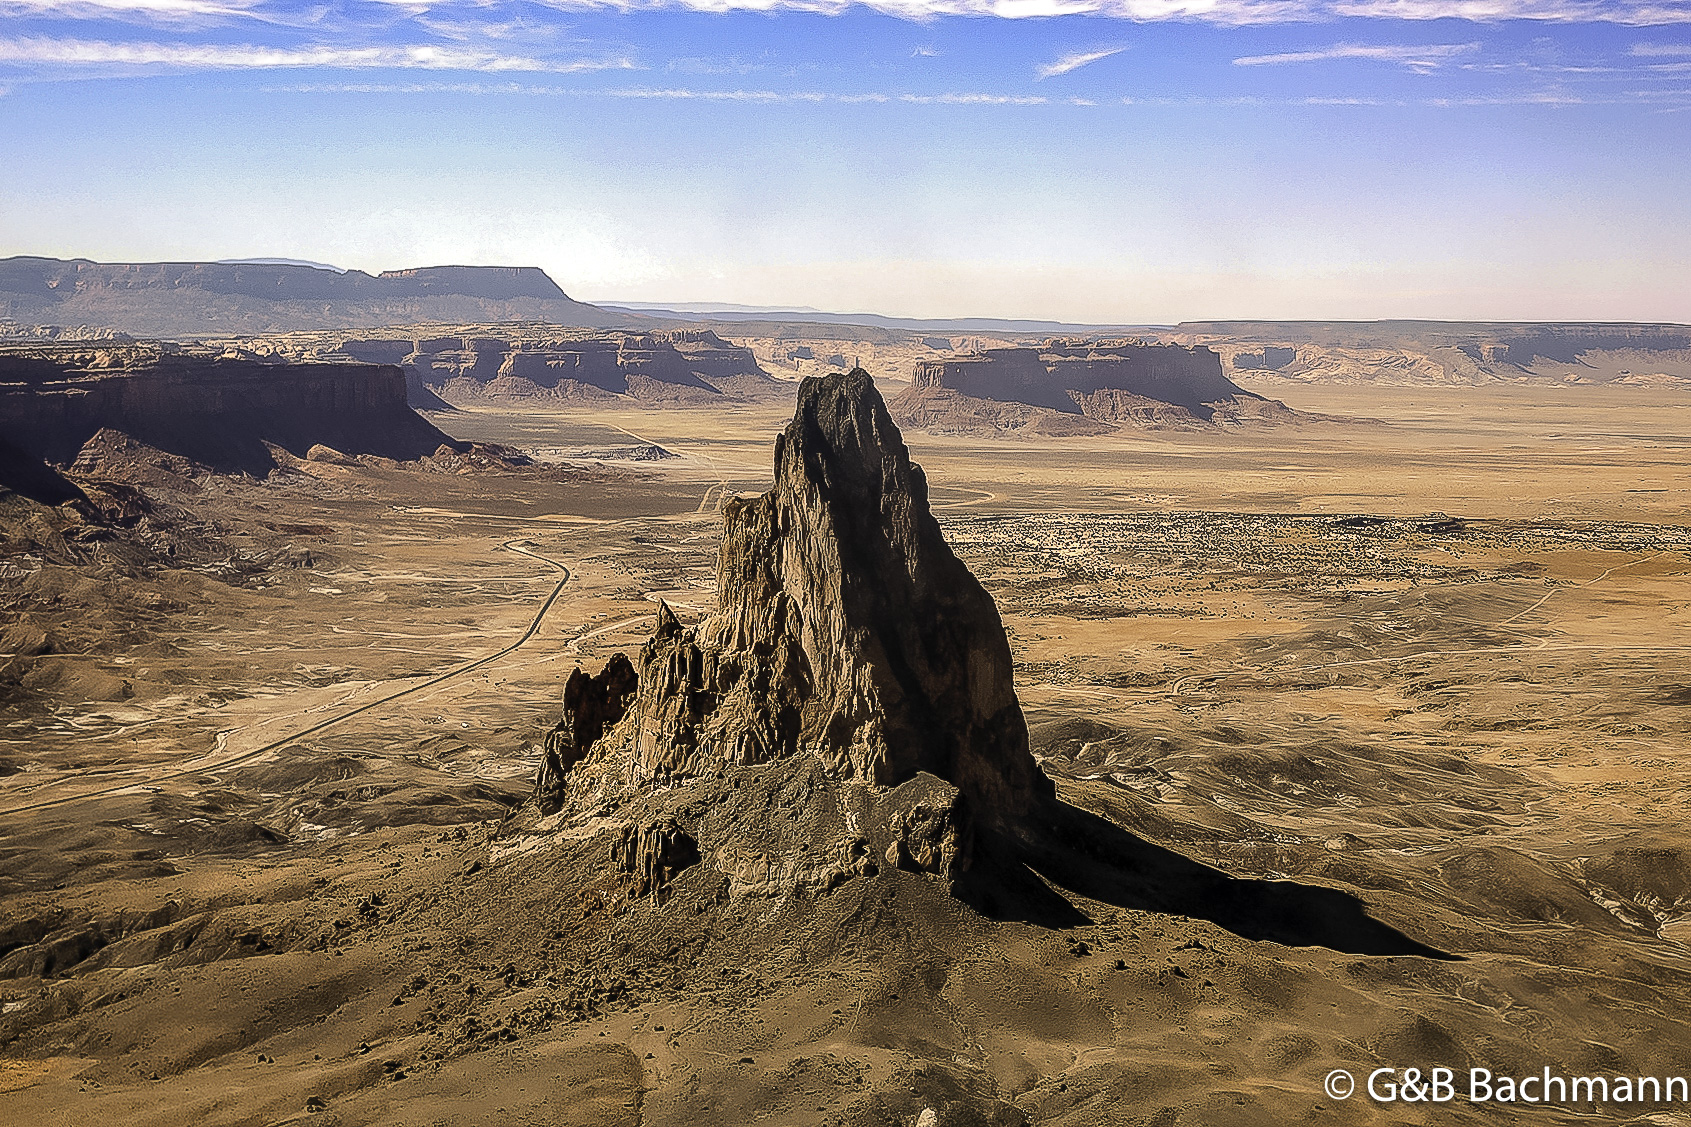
[3,378,1690,1126]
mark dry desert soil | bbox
[3,375,1691,1126]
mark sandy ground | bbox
[3,379,1690,1125]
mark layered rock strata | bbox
[903,338,1293,430]
[0,343,456,478]
[337,328,778,408]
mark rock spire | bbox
[624,368,1051,827]
[534,368,1053,890]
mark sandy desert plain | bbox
[4,369,1691,1127]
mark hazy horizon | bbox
[3,0,1688,324]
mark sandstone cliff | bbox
[1178,320,1691,386]
[335,328,781,408]
[0,342,457,478]
[902,338,1293,433]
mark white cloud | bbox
[515,0,1691,24]
[1329,0,1691,22]
[0,0,258,18]
[266,82,1059,104]
[0,36,639,71]
[596,85,1047,102]
[1631,39,1691,51]
[1234,41,1481,70]
[900,89,1048,100]
[261,78,1690,106]
[667,55,758,73]
[607,84,821,99]
[1036,46,1126,78]
[7,0,1689,26]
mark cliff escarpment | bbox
[898,338,1297,433]
[334,327,781,408]
[0,256,637,335]
[0,343,457,479]
[1176,321,1691,386]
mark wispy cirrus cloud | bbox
[488,0,1691,24]
[259,78,1691,107]
[267,81,1063,103]
[1327,0,1691,22]
[0,36,638,71]
[1234,41,1481,70]
[1631,39,1691,51]
[10,0,1691,27]
[598,84,1050,102]
[0,0,259,18]
[1035,45,1125,77]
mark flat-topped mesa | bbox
[0,343,456,477]
[622,368,1053,829]
[913,339,1253,420]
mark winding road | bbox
[0,538,574,817]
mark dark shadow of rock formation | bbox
[960,805,1457,958]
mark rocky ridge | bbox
[1177,320,1691,386]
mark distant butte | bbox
[889,338,1303,435]
[334,328,783,409]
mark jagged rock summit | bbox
[632,367,1051,822]
[529,368,1053,896]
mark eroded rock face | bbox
[526,368,1052,894]
[534,654,637,813]
[611,818,700,899]
[883,774,973,879]
[624,369,1051,828]
[362,329,775,408]
[903,338,1287,431]
[0,343,457,476]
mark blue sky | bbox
[2,0,1689,321]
